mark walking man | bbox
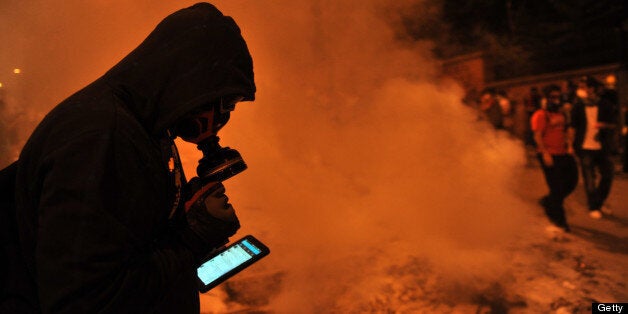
[531,84,579,232]
[572,77,617,219]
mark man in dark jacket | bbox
[571,76,616,219]
[7,3,256,313]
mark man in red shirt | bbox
[531,84,578,232]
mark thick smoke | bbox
[195,1,535,312]
[1,0,537,312]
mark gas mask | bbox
[173,95,247,183]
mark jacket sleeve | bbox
[35,130,200,313]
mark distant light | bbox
[605,74,616,88]
[0,82,3,88]
[13,68,21,74]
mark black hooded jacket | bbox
[10,3,255,313]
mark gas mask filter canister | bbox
[173,95,247,183]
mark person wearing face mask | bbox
[1,3,256,313]
[571,76,617,219]
[531,84,578,232]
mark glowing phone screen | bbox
[197,239,262,285]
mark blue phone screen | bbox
[197,239,262,285]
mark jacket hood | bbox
[102,2,256,135]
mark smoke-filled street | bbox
[1,1,626,313]
[189,145,628,312]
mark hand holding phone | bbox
[185,179,240,254]
[197,235,270,292]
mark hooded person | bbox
[4,3,256,313]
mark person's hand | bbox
[185,179,237,222]
[542,152,554,167]
[184,178,240,251]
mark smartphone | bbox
[197,235,270,292]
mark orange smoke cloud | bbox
[2,1,537,312]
